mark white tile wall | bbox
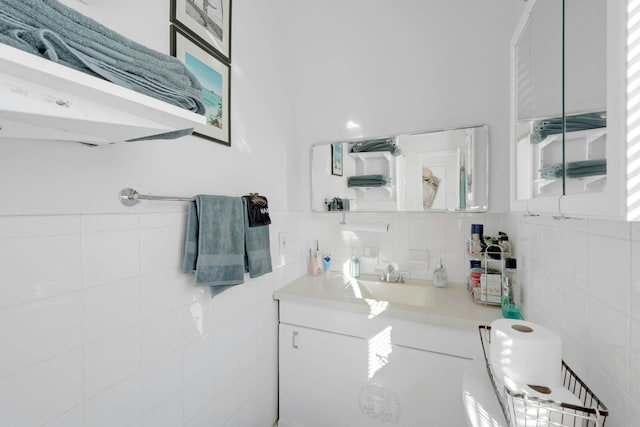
[0,211,307,427]
[503,214,639,427]
[311,211,509,284]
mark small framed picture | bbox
[171,25,230,146]
[331,143,343,176]
[170,0,231,61]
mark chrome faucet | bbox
[375,263,408,283]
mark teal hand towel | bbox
[0,1,204,114]
[347,175,391,187]
[242,198,273,278]
[182,196,245,294]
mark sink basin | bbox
[351,278,435,307]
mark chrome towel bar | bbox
[119,187,193,207]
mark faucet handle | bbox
[374,268,386,281]
[397,271,410,283]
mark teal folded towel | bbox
[539,163,564,179]
[182,196,245,295]
[351,138,401,156]
[0,0,204,114]
[539,159,607,179]
[347,175,391,187]
[566,159,606,178]
[530,112,606,144]
[242,198,273,278]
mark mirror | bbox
[513,0,607,201]
[311,125,489,212]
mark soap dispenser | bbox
[433,257,448,288]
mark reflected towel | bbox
[182,196,245,295]
[347,175,391,188]
[350,138,401,156]
[566,159,606,178]
[530,112,606,144]
[539,163,564,179]
[0,0,204,114]
[242,198,273,278]
[539,159,607,179]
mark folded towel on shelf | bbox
[0,0,204,114]
[182,196,245,295]
[539,163,564,179]
[530,112,606,144]
[566,159,607,178]
[241,198,273,278]
[350,138,401,156]
[347,175,391,188]
[539,159,607,179]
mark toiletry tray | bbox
[478,326,609,427]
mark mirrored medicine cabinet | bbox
[512,0,614,215]
[310,125,489,213]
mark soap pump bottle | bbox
[433,257,448,288]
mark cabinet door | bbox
[278,323,471,427]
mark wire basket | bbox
[478,326,609,427]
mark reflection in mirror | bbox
[513,0,607,201]
[311,126,489,212]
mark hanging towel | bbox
[182,196,245,295]
[241,198,273,278]
[0,0,204,114]
[242,194,271,227]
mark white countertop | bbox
[274,273,502,330]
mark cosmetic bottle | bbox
[309,250,318,276]
[433,257,448,288]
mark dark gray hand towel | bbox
[242,198,273,278]
[182,196,245,294]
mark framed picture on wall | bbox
[331,143,343,176]
[170,0,231,61]
[171,25,230,146]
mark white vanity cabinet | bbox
[277,300,475,427]
[510,0,633,219]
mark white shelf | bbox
[0,43,205,145]
[353,184,394,196]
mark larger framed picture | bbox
[171,25,230,146]
[171,0,231,61]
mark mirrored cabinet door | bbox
[512,0,613,216]
[563,0,607,197]
[513,0,564,202]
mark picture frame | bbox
[331,143,343,176]
[171,25,231,146]
[170,0,231,62]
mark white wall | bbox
[0,1,308,426]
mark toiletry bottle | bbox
[351,256,361,278]
[315,241,322,274]
[433,257,448,288]
[323,254,331,272]
[501,257,521,318]
[309,249,318,276]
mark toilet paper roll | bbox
[490,319,562,387]
[503,376,582,427]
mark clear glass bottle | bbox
[351,256,361,278]
[433,257,448,288]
